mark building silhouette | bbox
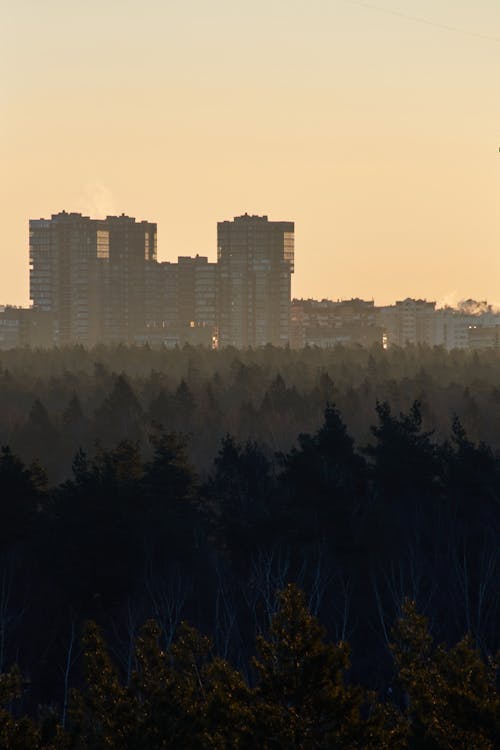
[0,307,54,350]
[19,211,500,351]
[290,298,382,348]
[30,212,103,345]
[217,214,294,348]
[176,255,218,331]
[140,255,217,347]
[377,298,436,348]
[29,211,295,348]
[30,212,157,345]
[102,214,157,343]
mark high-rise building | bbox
[217,214,294,348]
[29,211,294,349]
[140,255,217,347]
[30,212,104,345]
[102,214,157,343]
[30,211,157,345]
[178,255,217,331]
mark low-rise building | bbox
[468,324,500,349]
[0,307,55,349]
[377,299,436,348]
[290,298,382,348]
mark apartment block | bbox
[377,299,437,347]
[30,212,157,345]
[28,211,296,349]
[0,307,54,350]
[217,214,294,348]
[30,212,104,345]
[139,255,217,347]
[290,298,382,348]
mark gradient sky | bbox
[2,0,500,306]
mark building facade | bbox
[139,255,217,348]
[290,298,382,349]
[30,212,104,345]
[30,212,157,345]
[0,307,54,350]
[103,214,157,344]
[28,213,500,352]
[217,214,294,348]
[29,211,295,349]
[377,299,437,348]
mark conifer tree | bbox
[0,667,44,749]
[253,584,395,749]
[392,599,500,750]
[131,619,254,749]
[70,621,133,750]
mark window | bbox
[97,230,109,259]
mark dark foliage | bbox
[0,344,498,746]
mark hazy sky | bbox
[2,0,499,306]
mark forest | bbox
[0,343,499,747]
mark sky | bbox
[1,0,500,306]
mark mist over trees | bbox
[2,342,500,482]
[0,343,499,746]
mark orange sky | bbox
[1,0,499,307]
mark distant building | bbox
[102,214,157,344]
[26,212,500,352]
[30,211,157,345]
[140,255,217,347]
[217,214,294,348]
[134,322,213,349]
[432,302,500,350]
[468,324,500,349]
[0,307,23,349]
[0,307,54,350]
[30,212,103,345]
[374,298,500,350]
[29,210,295,349]
[177,255,218,331]
[290,298,382,348]
[377,299,436,347]
[433,308,475,349]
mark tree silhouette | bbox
[392,599,500,749]
[254,584,393,749]
[94,374,143,445]
[366,400,440,503]
[280,404,366,547]
[0,446,46,551]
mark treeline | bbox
[1,586,499,749]
[2,343,500,481]
[0,384,499,735]
[0,344,499,744]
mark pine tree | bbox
[392,599,500,750]
[70,621,133,750]
[366,400,440,502]
[0,446,47,550]
[0,667,44,749]
[280,404,366,548]
[253,584,395,749]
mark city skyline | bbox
[23,205,500,311]
[25,211,295,348]
[8,198,500,312]
[0,207,496,352]
[2,0,500,308]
